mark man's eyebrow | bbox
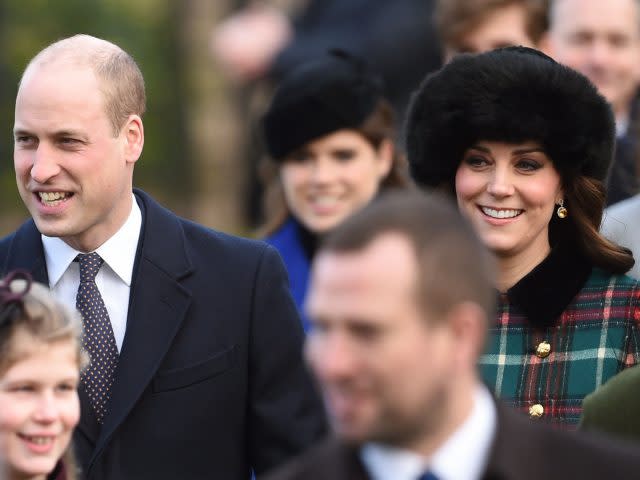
[13,128,31,136]
[13,128,88,139]
[53,129,88,138]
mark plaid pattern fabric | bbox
[480,268,640,428]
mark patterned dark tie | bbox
[76,253,119,424]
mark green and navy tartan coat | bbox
[479,245,640,428]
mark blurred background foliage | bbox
[0,0,251,236]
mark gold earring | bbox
[556,199,568,219]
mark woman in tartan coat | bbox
[405,46,640,427]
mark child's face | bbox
[0,335,80,479]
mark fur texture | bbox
[262,50,383,160]
[405,46,615,191]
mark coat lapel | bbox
[75,386,100,450]
[2,220,102,445]
[90,190,194,464]
[2,219,48,283]
[482,404,542,480]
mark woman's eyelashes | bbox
[515,158,543,172]
[462,154,544,172]
[286,148,356,164]
[332,149,356,162]
[463,154,490,168]
[288,150,312,163]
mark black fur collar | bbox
[504,243,593,328]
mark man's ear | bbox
[537,31,553,57]
[123,114,144,165]
[376,138,395,180]
[447,301,488,367]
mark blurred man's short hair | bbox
[435,0,548,59]
[321,191,496,322]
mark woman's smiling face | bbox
[280,129,392,234]
[455,141,563,263]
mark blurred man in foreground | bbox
[266,191,640,480]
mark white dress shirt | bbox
[42,195,142,352]
[360,385,497,480]
[615,117,629,138]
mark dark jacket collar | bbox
[295,217,318,261]
[483,403,549,480]
[505,242,592,328]
[47,459,66,480]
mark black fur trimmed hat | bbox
[405,46,615,190]
[262,49,383,160]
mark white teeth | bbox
[23,435,53,444]
[311,196,339,207]
[39,192,67,201]
[38,192,70,206]
[481,207,522,219]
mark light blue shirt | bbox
[360,385,496,480]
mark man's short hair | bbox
[435,0,549,48]
[320,191,496,321]
[21,34,146,136]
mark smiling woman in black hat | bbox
[260,50,410,331]
[405,46,640,428]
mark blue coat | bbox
[265,218,312,332]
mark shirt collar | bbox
[429,385,496,480]
[360,385,497,480]
[42,194,142,287]
[360,442,424,480]
[616,117,629,138]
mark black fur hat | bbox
[262,49,383,160]
[405,46,615,190]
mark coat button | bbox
[536,341,551,358]
[529,404,544,418]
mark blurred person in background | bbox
[542,0,640,206]
[264,191,640,480]
[580,363,640,443]
[259,50,410,331]
[434,0,548,62]
[212,0,439,228]
[600,193,640,279]
[406,46,640,427]
[0,270,85,480]
[212,0,440,118]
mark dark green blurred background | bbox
[1,0,252,236]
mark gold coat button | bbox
[529,404,544,418]
[536,341,551,358]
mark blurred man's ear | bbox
[446,301,488,368]
[375,138,394,180]
[537,31,553,57]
